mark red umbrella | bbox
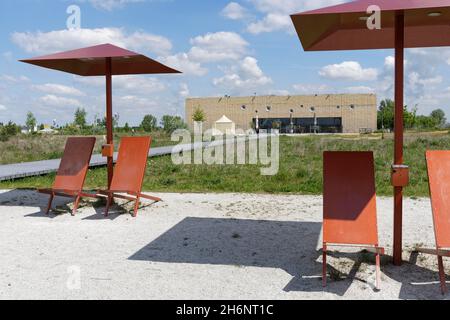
[20,43,181,188]
[291,0,450,265]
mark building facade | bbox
[186,94,377,134]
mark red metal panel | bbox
[291,0,450,51]
[298,0,450,15]
[426,151,450,249]
[323,151,379,246]
[106,57,114,188]
[53,137,96,192]
[20,44,181,76]
[393,12,405,266]
[110,137,152,194]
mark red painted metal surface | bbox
[322,151,382,289]
[291,0,450,51]
[426,151,450,249]
[53,137,96,191]
[20,44,180,190]
[20,43,180,76]
[110,136,151,193]
[393,12,405,266]
[105,57,114,188]
[101,136,160,217]
[421,150,450,294]
[291,0,450,266]
[323,151,379,246]
[39,137,96,216]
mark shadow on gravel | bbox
[0,189,74,218]
[129,217,448,298]
[129,217,357,296]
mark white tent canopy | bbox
[214,115,236,135]
[216,115,233,123]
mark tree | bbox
[377,99,394,130]
[404,105,417,129]
[0,121,20,141]
[377,99,417,130]
[415,115,436,129]
[161,115,187,134]
[430,109,447,128]
[97,116,118,129]
[74,108,87,128]
[123,122,131,132]
[192,107,206,122]
[140,115,157,132]
[26,112,37,133]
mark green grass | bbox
[1,132,449,196]
[0,131,174,165]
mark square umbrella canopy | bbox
[20,43,181,188]
[291,0,450,265]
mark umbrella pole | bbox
[393,12,405,266]
[106,57,114,188]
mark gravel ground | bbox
[0,189,448,300]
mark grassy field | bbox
[0,131,174,165]
[1,131,449,197]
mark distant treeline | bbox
[378,99,448,131]
[0,108,189,141]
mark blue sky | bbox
[1,0,450,126]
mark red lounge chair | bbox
[98,136,161,217]
[39,137,96,216]
[322,151,384,290]
[416,151,450,295]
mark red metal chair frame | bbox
[97,136,161,217]
[416,150,450,295]
[38,137,96,216]
[322,151,384,290]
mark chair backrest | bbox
[110,136,151,194]
[426,151,450,249]
[53,137,96,191]
[323,151,379,246]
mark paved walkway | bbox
[0,136,259,181]
[0,142,205,181]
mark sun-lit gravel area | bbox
[0,190,448,300]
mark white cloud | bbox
[188,32,249,62]
[32,84,85,96]
[246,0,345,34]
[0,75,30,83]
[156,31,248,77]
[179,83,190,99]
[119,95,157,106]
[39,95,82,107]
[12,28,172,56]
[345,86,375,94]
[113,76,166,93]
[160,53,208,76]
[319,61,378,81]
[74,75,166,93]
[213,56,272,93]
[247,13,293,34]
[377,50,448,111]
[222,2,248,20]
[384,56,395,69]
[268,89,290,96]
[292,83,330,94]
[0,104,7,111]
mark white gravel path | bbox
[0,190,448,300]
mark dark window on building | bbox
[254,117,342,134]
